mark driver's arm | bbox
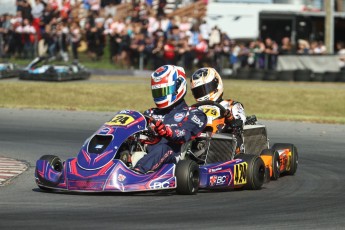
[168,108,207,143]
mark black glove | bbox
[230,119,243,129]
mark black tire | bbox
[38,185,53,192]
[271,143,298,175]
[260,149,280,180]
[175,160,200,195]
[234,154,265,190]
[37,155,63,187]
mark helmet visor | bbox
[152,85,176,98]
[191,79,218,99]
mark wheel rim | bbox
[257,164,265,184]
[53,160,62,172]
[190,170,199,193]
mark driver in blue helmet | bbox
[133,65,207,173]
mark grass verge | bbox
[1,77,345,124]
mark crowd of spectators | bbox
[1,0,345,73]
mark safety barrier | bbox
[233,68,345,82]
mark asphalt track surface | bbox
[0,108,344,230]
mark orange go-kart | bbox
[192,101,298,182]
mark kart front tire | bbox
[235,154,265,190]
[272,143,298,175]
[37,155,63,187]
[260,149,280,180]
[175,160,199,195]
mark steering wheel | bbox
[192,100,229,118]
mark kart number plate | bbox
[105,114,135,126]
[234,162,247,185]
[200,105,220,118]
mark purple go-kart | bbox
[35,109,265,195]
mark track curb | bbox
[0,156,29,186]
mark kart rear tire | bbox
[235,154,265,190]
[175,160,199,195]
[37,155,63,187]
[260,149,280,180]
[271,143,298,175]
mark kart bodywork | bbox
[0,63,20,79]
[35,110,266,194]
[195,101,298,181]
[20,57,90,81]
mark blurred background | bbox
[1,0,345,80]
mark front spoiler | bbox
[35,158,176,192]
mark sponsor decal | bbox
[117,174,126,182]
[149,179,175,189]
[152,66,168,82]
[209,174,230,186]
[191,115,205,128]
[95,144,103,149]
[99,126,114,135]
[174,129,186,137]
[208,167,222,173]
[105,114,135,126]
[155,66,167,74]
[234,162,247,185]
[174,112,185,122]
[209,175,217,186]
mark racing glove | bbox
[230,119,243,129]
[224,109,233,119]
[154,120,173,138]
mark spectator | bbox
[297,39,310,55]
[31,0,45,39]
[151,34,165,69]
[194,33,208,67]
[209,25,221,48]
[70,21,81,61]
[18,0,32,21]
[253,39,265,69]
[94,20,105,60]
[310,40,326,54]
[336,41,345,71]
[56,22,69,62]
[104,2,117,17]
[199,20,210,41]
[278,36,293,55]
[116,28,131,68]
[130,32,146,67]
[60,0,71,21]
[156,0,166,18]
[18,18,36,59]
[163,38,176,65]
[41,24,57,57]
[264,37,278,70]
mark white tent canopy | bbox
[206,2,302,39]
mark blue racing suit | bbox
[134,100,207,173]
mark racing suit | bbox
[134,100,207,173]
[218,99,246,154]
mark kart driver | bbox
[190,67,246,154]
[133,65,207,174]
